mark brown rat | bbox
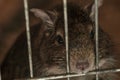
[1,1,117,80]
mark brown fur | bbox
[1,3,117,80]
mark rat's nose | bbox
[76,61,89,70]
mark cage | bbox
[0,0,120,80]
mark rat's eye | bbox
[90,30,94,39]
[55,35,64,45]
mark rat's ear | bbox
[46,10,58,23]
[30,8,58,37]
[84,0,103,21]
[30,8,57,26]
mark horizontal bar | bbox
[15,68,120,80]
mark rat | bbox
[1,1,117,80]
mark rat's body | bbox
[1,2,117,80]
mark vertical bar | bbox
[23,0,33,78]
[63,0,70,80]
[95,0,99,80]
[0,67,1,80]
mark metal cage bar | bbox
[94,0,99,80]
[16,69,120,80]
[63,0,70,80]
[23,0,33,78]
[0,68,1,80]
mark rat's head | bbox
[31,0,112,75]
[52,3,96,74]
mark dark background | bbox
[99,0,120,63]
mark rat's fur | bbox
[1,2,117,80]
